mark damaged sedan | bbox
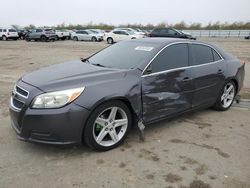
[9,38,245,151]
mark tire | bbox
[40,35,47,42]
[84,100,132,151]
[56,36,59,40]
[73,36,78,41]
[2,35,7,41]
[91,37,97,42]
[213,81,236,111]
[107,37,113,44]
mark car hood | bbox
[22,60,127,92]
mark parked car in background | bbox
[17,29,29,40]
[55,30,70,40]
[71,30,103,42]
[245,35,250,39]
[88,29,105,38]
[148,28,196,40]
[0,28,19,40]
[104,30,139,44]
[115,28,145,37]
[25,29,57,42]
[9,38,245,151]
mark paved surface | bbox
[0,39,250,188]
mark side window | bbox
[160,28,168,34]
[3,29,7,32]
[113,31,120,34]
[82,31,88,34]
[120,31,128,35]
[168,29,178,35]
[149,43,189,73]
[212,49,222,61]
[76,31,80,34]
[191,44,214,65]
[0,29,2,32]
[36,29,42,32]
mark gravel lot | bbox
[0,38,249,188]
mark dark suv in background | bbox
[25,29,57,42]
[148,28,196,40]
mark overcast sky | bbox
[0,0,249,27]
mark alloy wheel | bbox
[221,82,235,108]
[93,107,128,147]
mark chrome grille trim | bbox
[10,97,22,111]
[15,85,29,99]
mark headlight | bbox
[32,87,85,109]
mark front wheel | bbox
[2,35,7,41]
[91,37,97,42]
[40,35,47,42]
[73,36,78,41]
[107,37,113,44]
[213,81,236,111]
[84,100,132,151]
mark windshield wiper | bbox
[91,63,107,68]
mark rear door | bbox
[189,43,225,107]
[141,43,194,123]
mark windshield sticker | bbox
[135,46,154,52]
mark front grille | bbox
[10,85,29,111]
[12,97,25,110]
[15,85,29,98]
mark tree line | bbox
[22,21,250,30]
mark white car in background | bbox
[55,30,70,40]
[104,30,140,44]
[0,28,19,40]
[71,30,103,42]
[114,28,145,37]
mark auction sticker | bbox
[135,46,154,51]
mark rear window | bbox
[212,50,222,61]
[8,29,16,32]
[191,44,214,65]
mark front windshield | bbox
[88,41,161,69]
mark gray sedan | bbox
[9,38,245,151]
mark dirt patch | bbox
[119,162,126,168]
[194,164,208,175]
[96,159,104,164]
[145,174,154,180]
[139,148,160,162]
[188,180,212,188]
[172,139,230,158]
[164,173,183,183]
[179,156,199,165]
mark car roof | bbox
[129,38,234,60]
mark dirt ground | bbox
[0,38,249,188]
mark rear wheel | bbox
[107,37,113,44]
[84,100,132,151]
[213,81,236,111]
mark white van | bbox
[0,28,19,40]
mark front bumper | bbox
[9,81,90,145]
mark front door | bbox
[141,43,194,123]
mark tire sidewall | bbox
[84,100,132,151]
